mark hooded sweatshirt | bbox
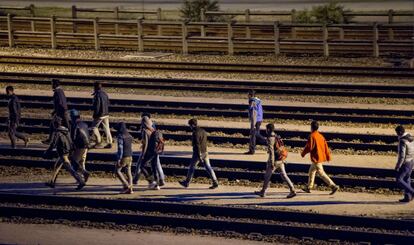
[47,126,72,157]
[140,116,154,158]
[396,132,414,169]
[116,122,133,161]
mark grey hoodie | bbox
[396,133,414,169]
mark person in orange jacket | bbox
[301,120,339,195]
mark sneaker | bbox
[41,139,51,145]
[244,151,255,155]
[159,180,165,187]
[120,187,134,194]
[104,144,112,149]
[148,181,158,189]
[94,143,106,149]
[76,182,85,190]
[254,190,265,197]
[302,187,311,193]
[24,138,30,147]
[83,172,90,183]
[329,185,339,195]
[132,178,138,185]
[179,180,189,188]
[45,181,55,188]
[209,182,219,189]
[286,191,297,199]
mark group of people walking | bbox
[5,83,414,203]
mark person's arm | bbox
[51,92,57,115]
[10,98,18,121]
[93,95,101,119]
[141,132,149,155]
[249,100,257,127]
[195,130,202,158]
[267,136,275,165]
[395,140,407,170]
[117,137,124,162]
[324,139,332,162]
[46,132,58,152]
[79,127,90,147]
[301,135,313,157]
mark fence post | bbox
[388,9,394,40]
[71,5,77,33]
[182,21,188,55]
[157,8,162,36]
[200,8,206,37]
[50,15,57,49]
[29,4,35,31]
[137,18,144,52]
[114,7,119,35]
[322,24,329,57]
[291,9,297,39]
[93,17,100,50]
[227,21,234,55]
[274,21,280,55]
[245,9,251,38]
[372,22,379,57]
[7,14,14,48]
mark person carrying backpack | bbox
[394,125,414,203]
[115,122,134,194]
[245,90,266,155]
[179,118,219,189]
[254,123,296,198]
[44,117,85,190]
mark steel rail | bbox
[1,94,413,124]
[1,72,414,98]
[0,55,413,77]
[0,148,410,189]
[1,193,412,244]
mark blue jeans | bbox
[397,160,414,198]
[134,153,164,184]
[185,153,217,184]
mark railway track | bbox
[0,148,410,190]
[1,193,413,244]
[1,94,413,124]
[0,117,398,152]
[0,55,413,77]
[1,71,414,98]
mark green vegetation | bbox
[296,1,353,24]
[180,0,220,21]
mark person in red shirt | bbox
[301,120,339,195]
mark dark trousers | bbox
[397,160,414,198]
[8,121,27,148]
[133,153,159,184]
[249,121,266,153]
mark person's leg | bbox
[102,116,112,145]
[156,155,165,185]
[125,157,133,188]
[202,154,217,184]
[185,155,200,184]
[116,160,129,188]
[91,118,103,145]
[278,163,296,193]
[255,121,266,145]
[397,163,414,195]
[261,163,275,193]
[307,163,317,189]
[249,123,256,153]
[61,155,84,185]
[7,121,16,148]
[49,157,64,184]
[149,155,159,184]
[315,163,336,187]
[63,112,71,132]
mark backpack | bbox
[150,129,165,154]
[274,135,288,161]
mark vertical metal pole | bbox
[114,7,119,35]
[94,17,100,50]
[200,8,206,37]
[7,14,14,48]
[323,24,329,57]
[157,8,162,36]
[245,9,251,38]
[227,21,234,55]
[274,21,280,55]
[50,15,57,49]
[72,5,77,33]
[29,4,35,31]
[373,22,379,58]
[388,9,394,40]
[291,9,296,39]
[137,18,144,52]
[182,21,188,55]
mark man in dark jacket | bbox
[115,122,134,194]
[395,125,414,203]
[44,117,85,190]
[70,109,91,183]
[91,82,112,148]
[179,118,218,189]
[6,86,29,148]
[42,79,70,144]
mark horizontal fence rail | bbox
[0,15,413,57]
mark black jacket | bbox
[8,94,21,123]
[72,121,89,149]
[47,126,72,157]
[53,87,68,117]
[117,123,133,160]
[92,89,110,119]
[192,127,208,155]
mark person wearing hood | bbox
[44,117,85,190]
[245,90,266,155]
[395,125,414,203]
[132,115,160,189]
[179,118,218,189]
[91,81,112,149]
[6,86,30,149]
[70,109,91,184]
[254,123,296,198]
[115,122,134,194]
[42,79,70,145]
